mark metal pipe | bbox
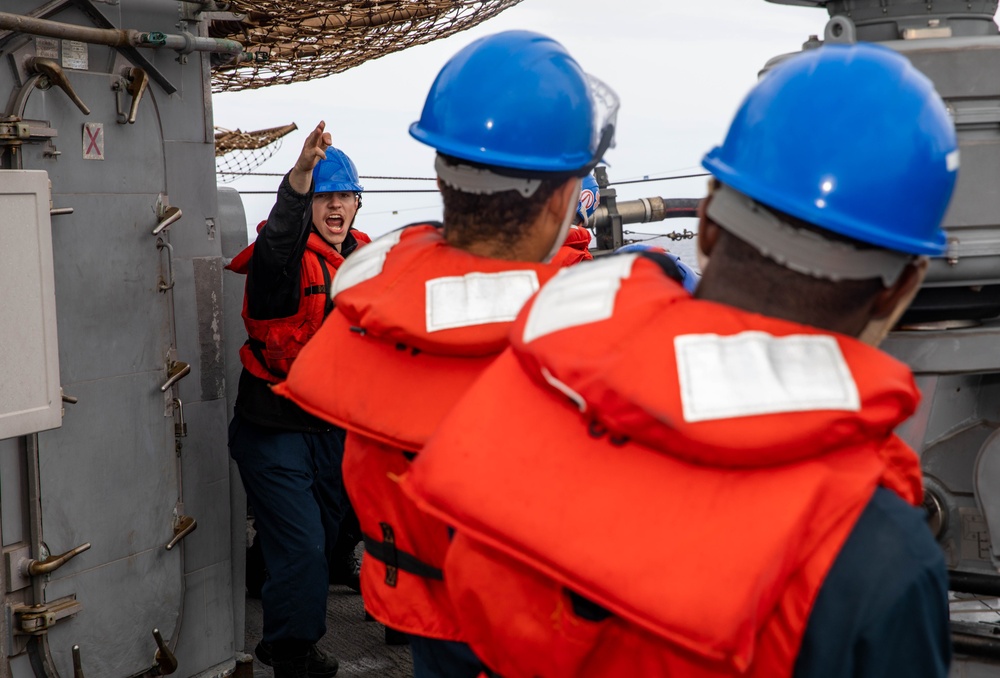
[0,12,242,56]
[0,11,132,47]
[949,570,1000,597]
[134,31,243,56]
[590,197,700,231]
[952,621,1000,659]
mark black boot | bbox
[256,641,339,678]
[245,536,266,599]
[271,654,310,678]
[384,625,409,646]
[329,549,361,593]
[329,506,362,593]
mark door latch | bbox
[12,596,83,635]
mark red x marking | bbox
[85,126,101,155]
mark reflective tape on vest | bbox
[522,254,637,343]
[425,270,540,333]
[332,228,404,298]
[675,331,861,422]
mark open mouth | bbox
[325,215,345,233]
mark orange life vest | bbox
[550,225,594,266]
[404,254,924,677]
[227,226,370,383]
[274,223,562,640]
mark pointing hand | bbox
[290,121,333,194]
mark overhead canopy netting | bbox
[210,0,526,93]
[215,123,298,183]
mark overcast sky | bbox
[211,1,989,246]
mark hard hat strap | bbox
[707,184,913,287]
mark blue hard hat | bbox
[409,30,618,175]
[701,43,957,256]
[577,174,600,223]
[313,146,364,194]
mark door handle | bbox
[165,515,196,551]
[123,67,149,124]
[159,361,190,392]
[20,542,91,577]
[26,57,90,115]
[152,628,178,675]
[73,644,86,678]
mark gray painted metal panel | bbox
[193,257,228,403]
[882,321,1000,374]
[37,371,177,564]
[891,40,1000,287]
[163,140,223,260]
[49,193,173,384]
[944,140,1000,231]
[218,186,248,660]
[173,562,236,677]
[218,187,247,421]
[177,399,231,573]
[43,549,180,678]
[0,439,26,547]
[953,657,1000,677]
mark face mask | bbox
[544,177,583,263]
[857,259,928,347]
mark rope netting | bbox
[215,123,298,183]
[210,0,526,93]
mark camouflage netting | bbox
[215,123,298,183]
[210,0,526,93]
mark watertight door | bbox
[0,18,192,678]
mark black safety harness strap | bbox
[313,253,335,318]
[363,523,443,586]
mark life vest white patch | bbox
[425,270,540,333]
[675,331,861,423]
[330,228,404,299]
[522,254,637,344]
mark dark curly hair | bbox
[437,154,567,251]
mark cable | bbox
[608,172,710,187]
[366,204,443,216]
[219,171,711,186]
[237,189,441,194]
[219,171,438,180]
[625,228,697,241]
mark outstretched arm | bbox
[289,120,332,194]
[247,121,333,320]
